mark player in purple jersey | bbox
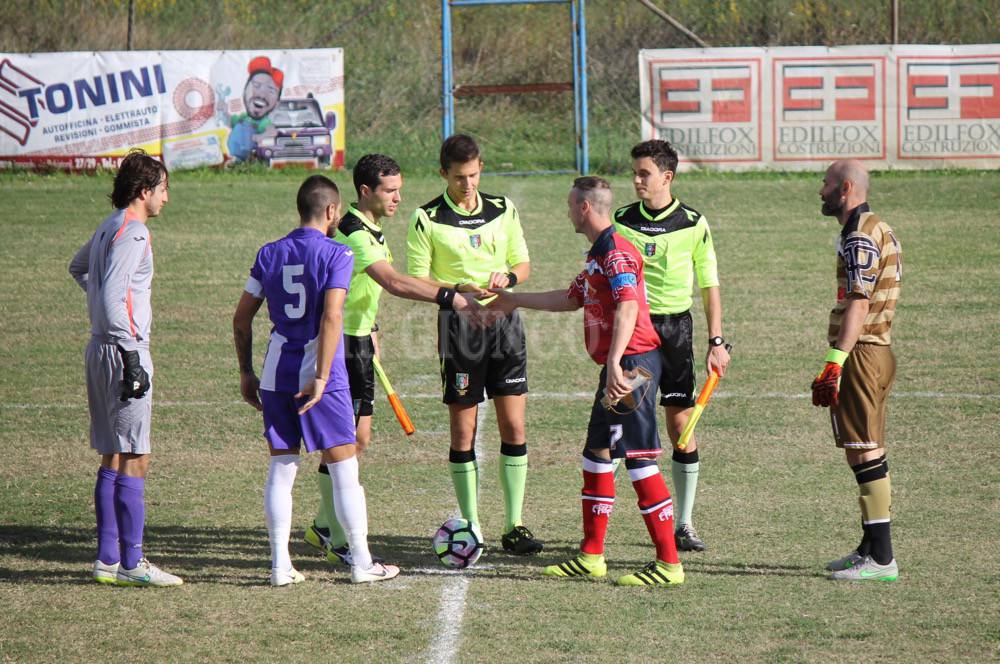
[69,149,182,587]
[232,175,400,585]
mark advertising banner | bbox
[0,48,344,171]
[640,44,1000,171]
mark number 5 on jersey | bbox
[283,264,305,319]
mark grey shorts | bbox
[85,339,152,455]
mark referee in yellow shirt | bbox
[406,134,542,555]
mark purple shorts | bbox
[260,389,356,452]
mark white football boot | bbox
[351,562,400,584]
[825,550,864,571]
[115,558,183,587]
[828,555,898,581]
[92,560,119,585]
[270,567,306,587]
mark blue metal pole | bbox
[451,0,568,5]
[570,0,581,172]
[442,0,454,138]
[578,0,589,173]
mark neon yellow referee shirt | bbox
[334,205,392,337]
[406,190,529,288]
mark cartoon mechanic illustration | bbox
[218,56,283,162]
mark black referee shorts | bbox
[650,311,696,408]
[437,309,528,405]
[344,333,375,417]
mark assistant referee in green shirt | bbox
[406,134,543,555]
[613,140,732,552]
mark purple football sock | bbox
[94,467,120,565]
[114,474,146,569]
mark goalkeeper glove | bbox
[118,345,151,401]
[811,348,848,408]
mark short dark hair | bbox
[109,149,168,209]
[630,140,678,174]
[353,153,401,196]
[440,133,481,171]
[296,175,341,222]
[572,176,613,214]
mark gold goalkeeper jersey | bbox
[828,203,901,346]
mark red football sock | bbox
[580,456,615,555]
[630,464,679,564]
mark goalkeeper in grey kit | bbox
[69,149,182,588]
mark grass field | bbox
[1,168,998,663]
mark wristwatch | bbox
[708,336,726,347]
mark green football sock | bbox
[671,449,700,527]
[449,450,480,525]
[315,470,347,548]
[499,442,528,532]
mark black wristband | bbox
[436,287,457,309]
[506,272,518,287]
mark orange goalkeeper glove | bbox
[811,348,848,407]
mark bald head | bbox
[826,159,869,197]
[820,159,870,221]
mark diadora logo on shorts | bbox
[904,59,1000,120]
[504,377,526,384]
[779,62,878,122]
[656,505,674,522]
[663,392,687,399]
[591,503,613,516]
[656,63,753,123]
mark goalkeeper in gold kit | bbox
[814,159,901,582]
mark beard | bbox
[820,193,843,217]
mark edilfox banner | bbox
[640,44,1000,171]
[0,49,344,171]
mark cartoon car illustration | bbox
[253,95,337,167]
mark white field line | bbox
[421,403,488,664]
[4,390,996,411]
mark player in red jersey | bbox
[489,177,684,586]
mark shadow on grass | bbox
[0,526,549,585]
[0,526,823,585]
[522,538,823,578]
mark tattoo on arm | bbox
[235,327,254,374]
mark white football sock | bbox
[264,455,300,571]
[326,456,373,569]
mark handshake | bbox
[451,272,521,327]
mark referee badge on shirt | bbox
[469,234,482,249]
[644,242,656,257]
[455,373,470,395]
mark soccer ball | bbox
[432,518,484,569]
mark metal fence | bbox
[3,0,998,171]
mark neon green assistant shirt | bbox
[406,191,529,289]
[613,199,719,315]
[333,205,392,337]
